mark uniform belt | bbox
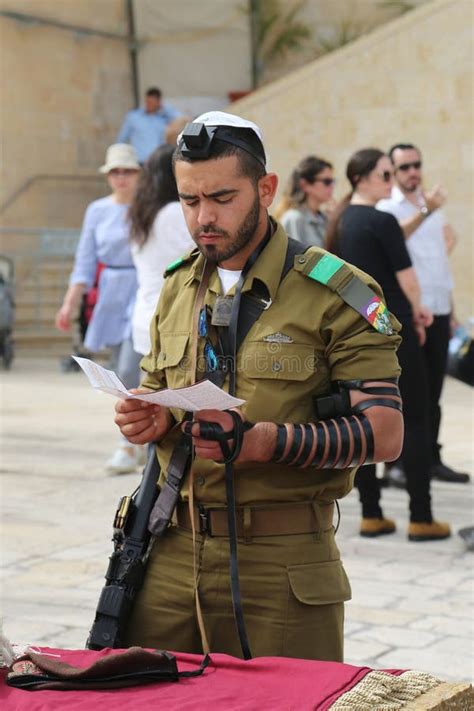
[175,501,334,538]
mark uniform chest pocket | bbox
[156,333,190,379]
[240,341,317,381]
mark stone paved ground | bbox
[1,357,473,682]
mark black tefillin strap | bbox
[185,413,254,660]
[189,230,307,661]
[292,425,315,467]
[184,414,254,464]
[205,224,272,661]
[337,418,351,466]
[337,379,401,397]
[347,416,363,465]
[324,420,340,468]
[285,424,304,464]
[272,378,402,469]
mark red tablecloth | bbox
[0,646,403,710]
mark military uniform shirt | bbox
[141,223,401,506]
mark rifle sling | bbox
[237,237,304,346]
[148,432,192,537]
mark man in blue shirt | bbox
[117,87,182,163]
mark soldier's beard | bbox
[193,191,260,264]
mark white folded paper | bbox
[72,356,245,411]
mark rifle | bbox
[86,446,160,650]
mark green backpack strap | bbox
[295,249,394,335]
[164,249,200,278]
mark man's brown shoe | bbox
[408,521,451,541]
[360,517,396,538]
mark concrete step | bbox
[15,302,64,325]
[19,284,68,301]
[13,327,76,351]
[13,328,111,361]
[16,259,73,282]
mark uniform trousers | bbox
[355,317,432,522]
[124,521,351,661]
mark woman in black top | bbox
[326,148,450,541]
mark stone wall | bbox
[0,0,134,351]
[232,0,473,321]
[0,0,133,231]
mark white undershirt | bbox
[217,266,242,295]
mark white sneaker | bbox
[105,446,140,474]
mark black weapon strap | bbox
[237,236,305,352]
[147,429,192,537]
[218,230,307,660]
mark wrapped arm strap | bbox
[271,390,402,469]
[271,414,374,468]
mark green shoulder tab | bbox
[164,249,199,278]
[293,247,348,290]
[295,248,394,335]
[307,252,345,285]
[166,257,184,273]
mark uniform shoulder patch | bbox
[164,248,199,277]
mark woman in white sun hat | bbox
[55,143,144,474]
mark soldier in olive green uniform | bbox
[115,112,404,662]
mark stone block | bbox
[352,625,439,649]
[403,682,474,710]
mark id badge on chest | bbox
[211,296,234,327]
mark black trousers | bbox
[355,317,432,523]
[422,314,451,465]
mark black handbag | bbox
[447,334,474,387]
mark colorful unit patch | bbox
[362,297,393,335]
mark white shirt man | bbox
[378,184,453,315]
[377,143,469,484]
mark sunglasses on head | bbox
[396,160,422,172]
[313,177,335,186]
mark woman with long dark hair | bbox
[326,148,450,542]
[128,144,194,357]
[274,155,335,247]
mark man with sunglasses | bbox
[377,143,469,485]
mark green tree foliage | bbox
[247,0,311,85]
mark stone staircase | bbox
[13,257,77,356]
